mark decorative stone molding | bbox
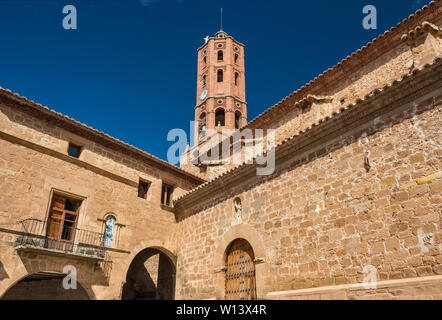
[401,21,442,45]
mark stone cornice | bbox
[195,95,247,109]
[244,1,441,130]
[401,21,442,45]
[197,36,245,52]
[0,130,139,188]
[174,57,442,216]
[0,90,206,186]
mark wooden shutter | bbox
[47,195,65,239]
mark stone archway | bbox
[214,224,267,300]
[122,247,176,300]
[1,271,91,300]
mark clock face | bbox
[200,89,208,101]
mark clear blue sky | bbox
[0,0,429,162]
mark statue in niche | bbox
[234,199,242,222]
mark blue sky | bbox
[0,0,429,162]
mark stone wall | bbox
[179,6,442,181]
[173,94,441,299]
[0,97,200,299]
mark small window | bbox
[217,69,223,83]
[235,73,239,86]
[203,75,207,86]
[138,180,150,199]
[218,50,223,61]
[161,183,174,207]
[68,143,82,158]
[203,56,207,66]
[215,109,225,127]
[234,53,239,64]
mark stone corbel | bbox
[401,21,442,46]
[298,94,334,111]
[401,21,441,71]
[214,267,227,274]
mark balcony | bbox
[15,218,106,261]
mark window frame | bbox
[161,183,174,207]
[138,179,151,200]
[67,143,82,158]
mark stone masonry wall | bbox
[173,97,441,299]
[180,12,442,181]
[0,99,199,299]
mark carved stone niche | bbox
[401,21,442,70]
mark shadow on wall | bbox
[0,260,9,280]
[1,273,91,300]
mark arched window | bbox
[235,112,241,129]
[199,113,206,139]
[203,56,207,66]
[217,69,223,83]
[235,73,239,86]
[203,75,207,86]
[218,50,223,61]
[234,53,239,64]
[215,109,225,127]
[103,216,116,248]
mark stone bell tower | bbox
[194,29,247,145]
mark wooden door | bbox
[225,239,256,300]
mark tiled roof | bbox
[245,0,441,130]
[174,55,442,205]
[0,86,206,184]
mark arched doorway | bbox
[225,239,256,300]
[122,247,176,300]
[1,272,91,300]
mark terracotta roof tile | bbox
[245,0,441,129]
[174,55,442,204]
[0,86,205,184]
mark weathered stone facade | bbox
[0,1,441,300]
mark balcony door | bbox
[46,195,81,252]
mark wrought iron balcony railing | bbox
[15,218,106,260]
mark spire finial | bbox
[220,8,223,31]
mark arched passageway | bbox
[225,238,257,300]
[122,247,176,300]
[1,272,90,300]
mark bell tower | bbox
[194,29,247,145]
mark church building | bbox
[0,1,441,300]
